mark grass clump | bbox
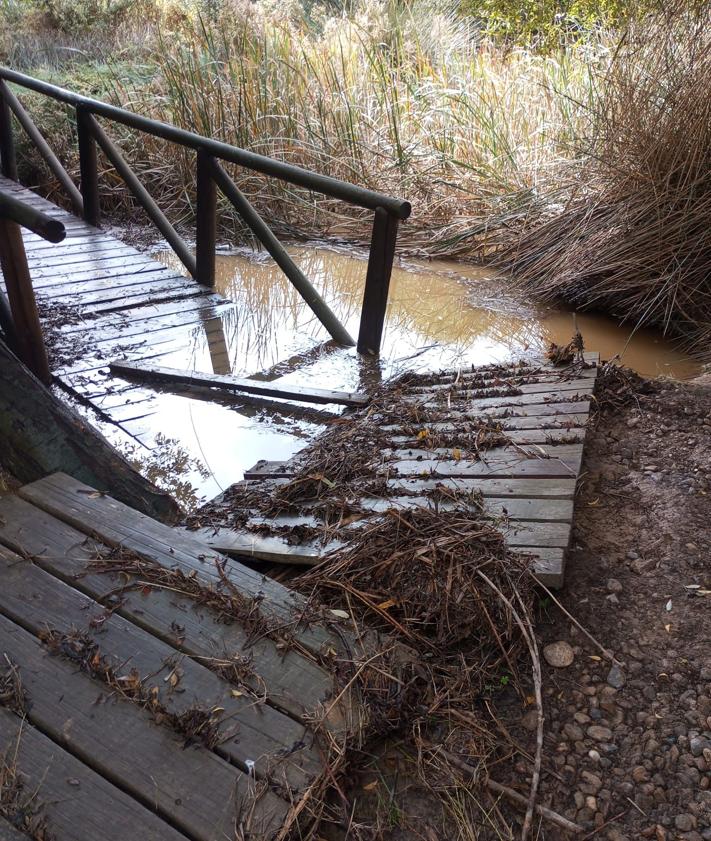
[494,2,711,352]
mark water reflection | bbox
[156,244,700,382]
[139,244,698,504]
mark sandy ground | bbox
[515,370,711,840]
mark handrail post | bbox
[0,217,51,383]
[358,207,399,356]
[77,106,100,227]
[195,149,216,287]
[0,88,17,180]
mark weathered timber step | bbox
[0,612,288,840]
[0,493,345,728]
[0,543,320,791]
[109,361,370,407]
[0,708,187,841]
[16,472,364,661]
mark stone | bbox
[587,725,613,741]
[607,664,626,689]
[564,723,585,742]
[674,814,695,832]
[632,765,650,783]
[544,641,575,668]
[607,579,624,594]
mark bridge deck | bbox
[0,472,360,841]
[0,175,243,452]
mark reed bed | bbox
[5,0,601,254]
[493,3,711,349]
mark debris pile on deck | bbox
[187,352,599,587]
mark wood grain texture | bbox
[0,542,321,791]
[0,709,187,841]
[0,612,288,840]
[0,493,343,728]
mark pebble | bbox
[587,725,613,741]
[675,814,695,832]
[607,578,624,594]
[607,664,626,689]
[544,640,575,668]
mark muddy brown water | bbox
[145,244,698,504]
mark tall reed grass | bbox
[495,1,711,351]
[4,0,604,254]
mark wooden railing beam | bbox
[210,160,355,348]
[357,207,399,356]
[76,106,100,227]
[195,149,216,287]
[0,217,51,383]
[86,113,197,279]
[0,91,17,180]
[0,81,83,215]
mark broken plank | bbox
[109,361,371,407]
[0,613,289,840]
[0,543,321,791]
[0,709,186,841]
[0,494,344,729]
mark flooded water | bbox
[145,244,698,503]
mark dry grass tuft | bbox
[495,3,711,351]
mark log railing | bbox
[0,67,412,355]
[0,189,65,384]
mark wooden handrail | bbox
[0,80,83,215]
[0,190,61,384]
[0,65,411,355]
[0,190,66,242]
[210,159,355,347]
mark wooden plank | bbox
[24,242,139,267]
[518,547,564,588]
[0,816,29,841]
[389,455,580,480]
[0,542,321,790]
[0,612,288,840]
[0,709,186,841]
[0,494,342,728]
[109,361,370,407]
[245,446,582,481]
[424,400,592,419]
[18,473,352,658]
[191,517,570,556]
[37,270,192,300]
[407,368,599,392]
[419,378,596,398]
[402,388,593,410]
[28,256,167,285]
[387,476,577,499]
[57,297,233,337]
[389,428,585,446]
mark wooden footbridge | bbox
[0,68,601,840]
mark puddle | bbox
[138,244,698,503]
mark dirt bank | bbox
[518,371,711,839]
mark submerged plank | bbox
[0,612,288,840]
[110,361,371,407]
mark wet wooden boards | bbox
[0,176,342,451]
[188,353,599,589]
[0,475,365,841]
